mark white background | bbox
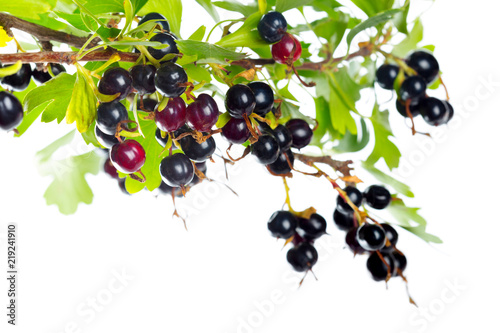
[1,0,500,332]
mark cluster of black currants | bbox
[0,62,65,131]
[376,50,453,127]
[333,185,407,282]
[267,210,327,272]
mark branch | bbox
[0,50,140,64]
[0,13,97,49]
[293,153,354,177]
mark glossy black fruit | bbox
[396,99,420,118]
[285,119,313,149]
[178,134,216,162]
[221,117,251,144]
[247,81,274,116]
[148,32,179,62]
[160,153,194,187]
[0,91,23,131]
[252,134,280,164]
[364,185,392,210]
[98,67,133,100]
[225,84,256,119]
[1,64,32,91]
[367,251,395,281]
[333,209,356,231]
[138,12,170,31]
[155,63,188,97]
[258,11,287,43]
[32,63,66,84]
[345,227,366,255]
[96,101,128,135]
[272,124,293,150]
[130,64,156,94]
[392,251,407,275]
[376,64,399,90]
[267,149,294,175]
[267,210,298,239]
[380,224,398,252]
[418,97,450,126]
[297,213,327,240]
[138,98,158,112]
[406,51,440,83]
[444,101,454,123]
[286,243,318,272]
[336,186,363,212]
[399,76,426,102]
[95,125,122,148]
[155,128,169,147]
[356,224,386,251]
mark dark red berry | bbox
[159,153,194,187]
[258,11,287,43]
[272,34,302,64]
[110,140,146,174]
[268,210,298,239]
[186,93,219,132]
[98,67,133,100]
[285,119,313,149]
[221,117,250,144]
[130,64,156,95]
[0,91,23,131]
[155,97,186,132]
[104,158,119,179]
[364,185,392,210]
[286,243,318,272]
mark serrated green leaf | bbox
[176,40,246,64]
[138,0,183,36]
[311,96,332,145]
[361,162,414,197]
[55,11,91,32]
[216,12,270,49]
[391,18,423,58]
[1,0,53,19]
[184,64,212,83]
[212,0,258,16]
[21,73,76,130]
[327,68,360,135]
[334,118,370,153]
[276,0,313,12]
[346,8,402,48]
[195,0,220,22]
[350,0,394,17]
[66,69,97,133]
[189,25,206,41]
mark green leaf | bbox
[311,96,332,145]
[0,61,22,78]
[334,118,370,153]
[176,40,246,64]
[391,18,423,58]
[38,150,103,215]
[327,68,361,135]
[216,12,270,49]
[310,0,343,17]
[36,130,76,163]
[212,0,258,16]
[387,198,442,243]
[1,0,53,19]
[21,73,76,129]
[188,25,206,41]
[66,69,97,133]
[81,122,100,147]
[184,64,212,83]
[195,0,220,22]
[361,162,414,198]
[216,112,231,128]
[392,0,410,34]
[276,0,313,12]
[138,0,183,36]
[55,11,91,32]
[350,0,394,17]
[346,8,402,48]
[365,104,401,170]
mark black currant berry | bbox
[267,210,298,239]
[98,67,133,100]
[286,243,318,272]
[252,134,280,164]
[333,209,356,231]
[130,64,156,95]
[272,124,293,150]
[104,158,119,179]
[336,186,363,212]
[118,178,131,195]
[96,100,129,135]
[356,223,386,251]
[380,224,398,252]
[406,51,440,83]
[399,76,426,102]
[32,63,66,84]
[345,227,366,255]
[267,149,294,175]
[221,117,251,144]
[285,119,313,149]
[247,81,274,116]
[297,213,327,240]
[186,94,219,132]
[0,91,23,131]
[396,99,420,118]
[148,32,179,62]
[366,251,395,282]
[225,84,256,119]
[159,153,194,187]
[257,11,287,43]
[95,125,122,148]
[190,161,207,185]
[155,128,169,147]
[155,96,186,132]
[138,12,170,31]
[179,134,216,163]
[376,64,399,90]
[444,101,454,123]
[1,64,32,91]
[364,185,392,210]
[272,34,302,64]
[138,98,157,112]
[110,140,146,174]
[418,97,450,126]
[155,62,188,97]
[392,251,407,275]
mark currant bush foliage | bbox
[0,0,442,243]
